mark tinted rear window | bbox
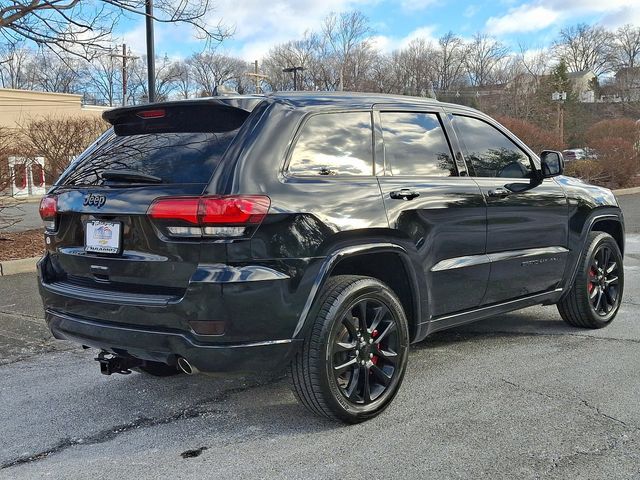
[58,129,239,186]
[287,112,374,176]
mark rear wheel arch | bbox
[331,251,421,342]
[295,244,422,343]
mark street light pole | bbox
[282,66,304,91]
[145,0,156,103]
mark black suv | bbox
[38,93,625,423]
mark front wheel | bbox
[290,275,410,423]
[558,232,624,328]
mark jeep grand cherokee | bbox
[38,93,625,423]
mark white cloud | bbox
[464,5,479,18]
[485,0,640,35]
[121,24,147,53]
[399,0,438,12]
[600,5,640,29]
[486,5,559,34]
[370,25,439,52]
[206,0,380,60]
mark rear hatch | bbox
[41,100,259,307]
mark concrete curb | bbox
[613,187,640,196]
[0,256,40,276]
[0,196,42,206]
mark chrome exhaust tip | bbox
[177,357,199,375]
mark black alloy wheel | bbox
[587,244,621,316]
[558,231,624,328]
[290,275,409,423]
[331,298,400,405]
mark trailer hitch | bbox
[95,351,142,375]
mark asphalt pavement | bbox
[618,193,640,233]
[0,197,639,479]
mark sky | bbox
[118,0,640,61]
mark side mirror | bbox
[540,150,564,178]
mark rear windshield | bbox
[57,129,239,186]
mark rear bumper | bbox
[46,309,301,373]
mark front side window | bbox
[451,115,532,179]
[381,112,455,176]
[288,112,374,176]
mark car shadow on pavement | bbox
[92,309,574,430]
[411,308,587,351]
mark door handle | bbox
[390,189,420,200]
[488,187,510,198]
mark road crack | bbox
[429,329,640,345]
[500,378,640,432]
[0,377,280,471]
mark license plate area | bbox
[85,220,122,254]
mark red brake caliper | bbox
[588,268,596,293]
[371,329,379,365]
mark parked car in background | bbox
[563,148,586,161]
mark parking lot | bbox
[1,197,639,479]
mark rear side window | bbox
[451,115,533,179]
[381,112,455,176]
[288,112,374,176]
[57,105,247,186]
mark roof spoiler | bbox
[103,98,264,136]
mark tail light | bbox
[39,195,58,231]
[148,195,270,239]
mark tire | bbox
[289,275,410,423]
[558,231,624,329]
[136,361,181,377]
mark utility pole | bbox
[552,91,567,145]
[145,0,156,103]
[110,44,138,106]
[244,60,268,94]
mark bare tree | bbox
[321,11,372,90]
[0,127,20,231]
[18,115,109,181]
[465,33,509,87]
[154,54,181,100]
[436,31,468,91]
[174,60,194,99]
[611,24,640,69]
[127,54,180,102]
[30,49,84,92]
[262,33,319,91]
[554,23,614,75]
[0,0,230,59]
[393,39,438,96]
[0,41,34,89]
[366,53,397,93]
[517,44,551,81]
[188,51,244,96]
[86,50,121,106]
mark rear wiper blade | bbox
[100,170,163,184]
